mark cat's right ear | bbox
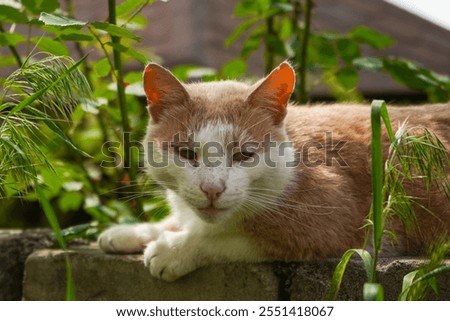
[143,63,189,122]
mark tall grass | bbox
[327,100,450,300]
[0,54,91,300]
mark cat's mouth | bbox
[197,205,228,221]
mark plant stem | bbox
[296,0,313,103]
[0,24,23,67]
[122,0,151,27]
[264,15,275,74]
[108,0,144,217]
[65,0,94,86]
[369,100,386,283]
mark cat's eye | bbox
[178,147,197,160]
[233,150,255,162]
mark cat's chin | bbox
[196,206,231,223]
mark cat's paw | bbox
[98,224,160,254]
[143,233,197,282]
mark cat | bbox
[98,62,450,282]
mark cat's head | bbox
[142,62,296,223]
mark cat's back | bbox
[267,103,450,258]
[285,103,450,148]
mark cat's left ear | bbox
[246,62,295,125]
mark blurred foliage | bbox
[0,0,168,241]
[226,0,450,102]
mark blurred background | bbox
[70,0,450,99]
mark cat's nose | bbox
[200,182,226,202]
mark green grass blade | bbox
[326,249,373,300]
[399,265,450,300]
[42,118,92,158]
[363,283,384,300]
[370,100,385,257]
[36,184,76,301]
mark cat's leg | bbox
[143,229,264,281]
[98,217,180,254]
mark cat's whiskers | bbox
[242,197,325,231]
[246,190,336,216]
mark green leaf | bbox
[309,35,336,68]
[351,26,395,49]
[220,58,247,79]
[61,223,95,241]
[266,34,287,56]
[336,38,360,64]
[370,100,395,258]
[31,37,69,56]
[335,67,358,89]
[326,249,373,300]
[234,0,270,17]
[353,57,383,71]
[278,17,292,41]
[0,32,26,46]
[363,283,384,301]
[105,42,147,64]
[58,192,84,212]
[91,22,142,42]
[241,25,264,58]
[382,58,449,98]
[119,14,148,30]
[401,270,418,296]
[117,0,153,17]
[171,65,216,82]
[270,3,294,13]
[39,167,63,198]
[58,30,94,42]
[0,5,28,23]
[39,12,87,27]
[43,118,92,158]
[399,265,450,300]
[0,55,17,67]
[21,0,60,14]
[225,17,260,47]
[94,58,111,77]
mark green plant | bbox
[0,54,91,300]
[327,100,450,300]
[0,0,171,238]
[227,0,450,102]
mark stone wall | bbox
[1,231,449,300]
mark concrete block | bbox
[22,245,450,300]
[23,245,279,300]
[287,258,450,300]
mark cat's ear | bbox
[246,62,295,125]
[143,63,189,122]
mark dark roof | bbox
[136,0,450,97]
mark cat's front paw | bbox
[98,224,160,254]
[143,233,198,282]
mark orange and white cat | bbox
[99,62,450,281]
